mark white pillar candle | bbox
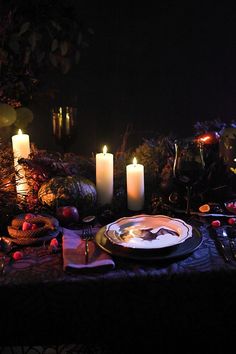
[96,145,113,205]
[12,129,31,196]
[126,157,144,211]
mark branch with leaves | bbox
[0,0,93,105]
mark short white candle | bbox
[126,157,144,211]
[12,129,30,196]
[96,145,113,205]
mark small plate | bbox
[104,214,192,249]
[96,225,202,261]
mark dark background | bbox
[29,2,236,155]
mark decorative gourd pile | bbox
[38,176,97,214]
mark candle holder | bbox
[52,106,78,153]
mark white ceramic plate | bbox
[104,214,192,249]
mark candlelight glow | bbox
[133,157,137,166]
[103,145,108,154]
[199,135,211,143]
[18,129,23,135]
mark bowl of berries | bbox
[224,200,236,215]
[7,213,60,245]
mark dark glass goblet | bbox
[52,106,78,153]
[173,140,205,215]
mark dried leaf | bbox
[51,20,61,31]
[28,32,37,50]
[75,50,80,64]
[77,32,82,45]
[49,53,58,67]
[24,49,31,65]
[51,38,58,52]
[60,57,71,74]
[37,52,45,64]
[60,41,68,56]
[9,37,19,53]
[87,27,94,35]
[19,22,30,36]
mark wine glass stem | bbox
[186,186,192,215]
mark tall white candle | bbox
[96,145,113,205]
[126,157,144,211]
[12,129,31,196]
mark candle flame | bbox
[103,145,107,154]
[200,135,211,142]
[18,129,23,135]
[133,157,137,166]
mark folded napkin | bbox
[62,227,115,272]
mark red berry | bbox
[22,221,32,231]
[211,220,221,228]
[228,218,236,225]
[31,223,38,230]
[12,251,23,261]
[24,213,35,221]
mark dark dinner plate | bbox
[95,225,203,261]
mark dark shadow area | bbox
[3,2,236,155]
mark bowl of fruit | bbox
[7,213,60,245]
[224,200,236,215]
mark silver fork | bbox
[81,216,95,263]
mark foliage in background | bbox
[0,121,234,229]
[0,0,92,106]
[194,118,236,136]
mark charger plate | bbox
[95,226,202,261]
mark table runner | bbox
[0,223,236,352]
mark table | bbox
[1,221,236,353]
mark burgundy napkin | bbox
[62,227,115,272]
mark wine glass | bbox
[173,140,205,215]
[52,106,78,153]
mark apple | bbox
[56,206,79,225]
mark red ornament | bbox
[211,220,221,228]
[50,238,58,247]
[195,131,220,145]
[12,251,23,261]
[228,218,236,225]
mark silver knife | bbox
[210,227,230,262]
[192,212,236,218]
[223,228,236,261]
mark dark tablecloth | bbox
[1,223,236,352]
